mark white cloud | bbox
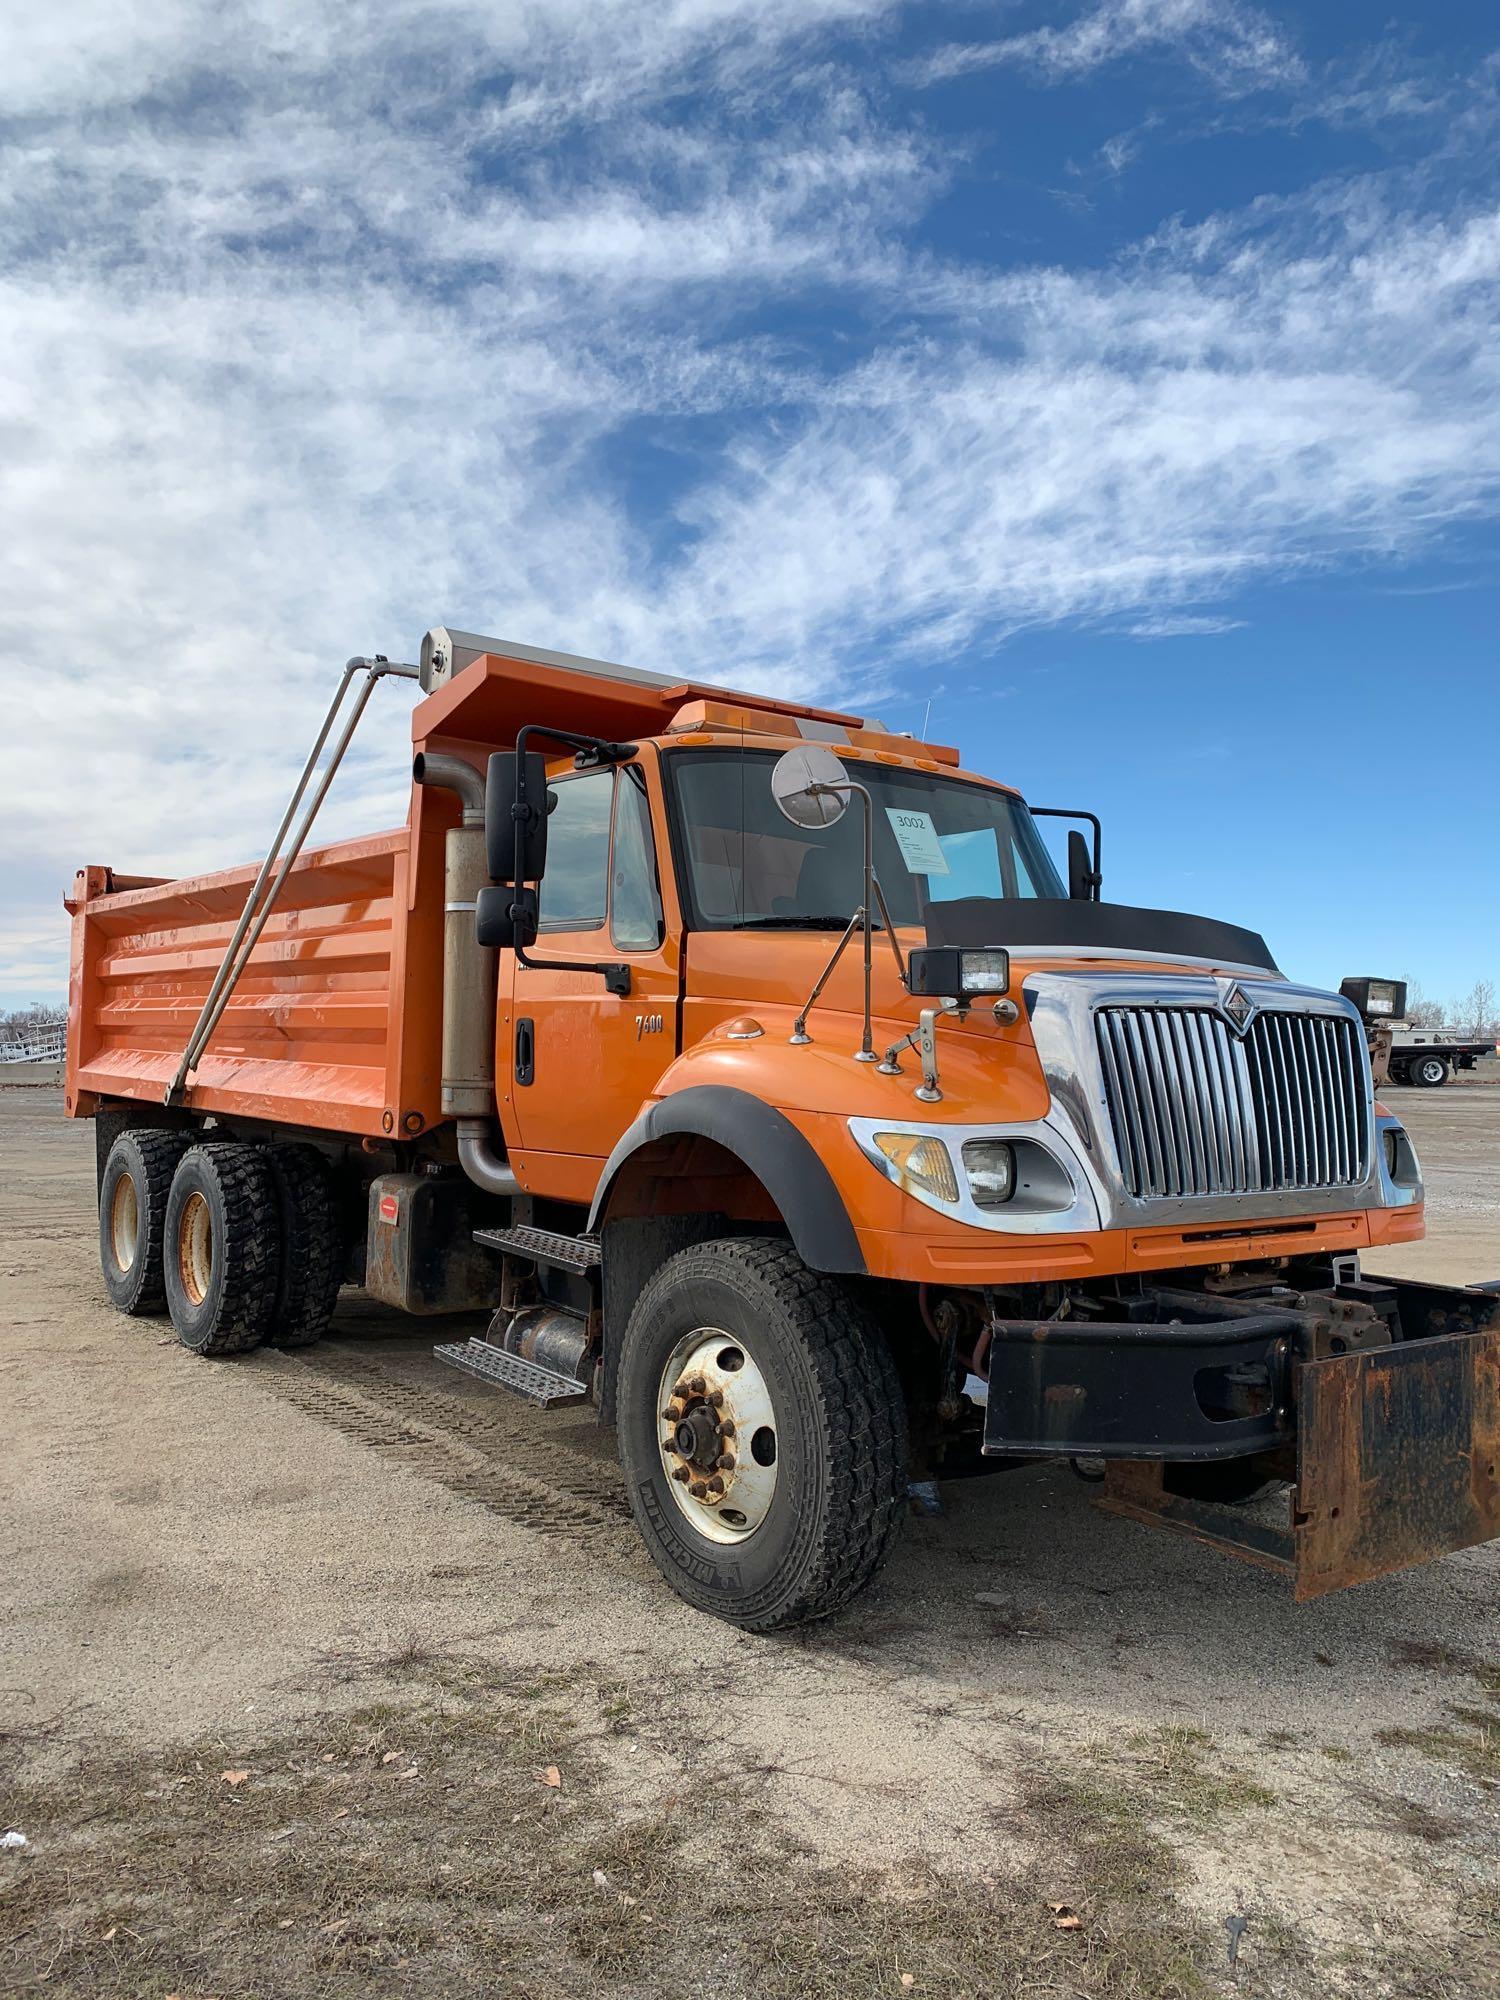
[914,0,1302,95]
[1123,614,1248,637]
[1,3,1498,1000]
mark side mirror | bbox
[1031,807,1102,901]
[485,751,549,884]
[1067,829,1095,902]
[475,885,537,951]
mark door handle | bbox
[515,1017,535,1087]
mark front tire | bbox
[616,1238,907,1631]
[99,1128,189,1315]
[1413,1054,1449,1088]
[164,1144,281,1356]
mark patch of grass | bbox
[1375,1710,1500,1786]
[1358,1879,1500,2000]
[1320,1744,1353,1764]
[1,1677,1240,2000]
[1365,1793,1461,1843]
[1118,1726,1278,1823]
[1386,1637,1500,1704]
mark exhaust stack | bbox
[412,753,517,1197]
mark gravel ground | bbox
[2,1082,1498,1996]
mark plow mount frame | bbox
[981,1270,1500,1599]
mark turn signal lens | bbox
[872,1131,959,1203]
[962,1139,1015,1208]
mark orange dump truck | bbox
[66,630,1500,1627]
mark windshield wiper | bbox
[731,914,884,931]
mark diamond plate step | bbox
[473,1223,601,1272]
[433,1338,590,1407]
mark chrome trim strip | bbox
[1374,1111,1423,1208]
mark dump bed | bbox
[65,822,447,1138]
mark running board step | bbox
[433,1338,590,1407]
[473,1223,601,1273]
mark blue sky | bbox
[2,0,1496,1011]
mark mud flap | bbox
[1292,1328,1500,1601]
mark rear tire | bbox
[266,1146,344,1347]
[164,1144,281,1356]
[1413,1054,1448,1087]
[99,1128,190,1315]
[616,1238,907,1631]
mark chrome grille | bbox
[1095,1005,1369,1200]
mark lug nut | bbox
[717,1453,736,1472]
[689,1376,706,1395]
[709,1389,724,1408]
[672,1467,691,1484]
[690,1480,709,1499]
[707,1477,724,1496]
[719,1419,736,1440]
[663,1405,683,1421]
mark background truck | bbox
[1340,977,1498,1088]
[66,630,1500,1628]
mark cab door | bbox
[502,754,678,1198]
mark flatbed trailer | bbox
[66,632,1500,1628]
[1339,978,1497,1088]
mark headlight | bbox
[906,946,1011,999]
[871,1131,959,1203]
[1339,976,1407,1020]
[961,1139,1015,1207]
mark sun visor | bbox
[923,898,1280,974]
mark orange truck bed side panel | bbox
[65,822,448,1139]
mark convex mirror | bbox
[770,745,851,829]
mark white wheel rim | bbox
[178,1190,214,1307]
[110,1172,138,1273]
[657,1326,779,1544]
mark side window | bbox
[611,768,663,950]
[536,770,612,931]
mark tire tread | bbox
[266,1146,343,1347]
[166,1143,280,1355]
[620,1237,906,1631]
[100,1128,191,1315]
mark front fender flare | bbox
[588,1084,866,1276]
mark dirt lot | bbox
[3,1083,1498,1998]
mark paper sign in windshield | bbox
[884,807,949,875]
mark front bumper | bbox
[980,1272,1500,1599]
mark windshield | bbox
[667,749,1064,929]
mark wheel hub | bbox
[657,1329,778,1545]
[178,1189,214,1307]
[110,1170,139,1273]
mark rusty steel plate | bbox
[1293,1329,1500,1601]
